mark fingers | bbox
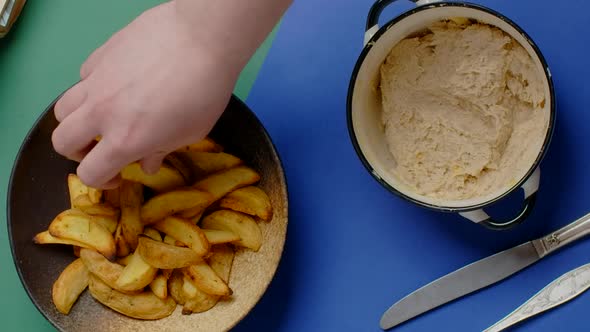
[52,107,100,162]
[54,81,88,122]
[76,139,133,189]
[80,42,108,79]
[140,152,167,175]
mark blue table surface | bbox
[234,0,590,331]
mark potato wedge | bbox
[163,234,177,246]
[180,166,260,218]
[68,174,88,208]
[120,180,144,250]
[181,151,243,178]
[184,260,231,296]
[72,194,94,208]
[49,210,116,260]
[90,215,118,234]
[116,251,158,291]
[88,276,175,320]
[121,163,185,192]
[137,236,202,269]
[117,255,133,266]
[150,274,168,300]
[153,217,209,256]
[193,166,260,200]
[104,188,121,208]
[143,227,162,242]
[115,223,131,258]
[219,186,273,221]
[182,288,219,315]
[79,249,124,290]
[182,274,199,299]
[34,231,91,249]
[164,154,194,183]
[207,244,235,283]
[176,138,223,153]
[201,210,262,251]
[52,258,90,314]
[141,189,212,225]
[203,229,240,245]
[79,203,119,218]
[182,245,235,314]
[88,187,102,204]
[188,211,204,224]
[168,270,186,305]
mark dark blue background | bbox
[235,0,590,331]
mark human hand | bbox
[52,2,241,188]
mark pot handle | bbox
[459,167,541,230]
[365,0,440,45]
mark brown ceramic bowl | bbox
[7,94,288,332]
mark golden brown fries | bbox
[179,166,260,218]
[116,252,158,291]
[142,227,162,242]
[164,154,194,183]
[219,186,273,221]
[120,181,144,250]
[121,163,185,192]
[137,236,202,269]
[141,189,212,225]
[149,274,168,300]
[36,137,275,320]
[52,259,89,314]
[180,151,243,178]
[153,217,209,256]
[207,245,235,283]
[176,137,223,153]
[34,231,91,249]
[89,276,176,320]
[202,229,240,245]
[79,249,125,291]
[184,260,232,296]
[115,223,131,258]
[168,270,186,305]
[193,166,261,201]
[49,210,116,260]
[202,210,262,251]
[67,174,89,208]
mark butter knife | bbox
[484,262,590,332]
[380,211,590,330]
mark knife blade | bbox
[380,211,590,330]
[484,262,590,332]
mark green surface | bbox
[0,1,276,329]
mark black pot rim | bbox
[346,1,556,213]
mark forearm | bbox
[174,0,292,73]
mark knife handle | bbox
[484,262,590,332]
[532,212,590,258]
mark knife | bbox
[380,211,590,330]
[484,262,590,332]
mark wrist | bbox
[171,0,253,75]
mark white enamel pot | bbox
[347,0,556,230]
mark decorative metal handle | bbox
[460,167,540,230]
[484,263,590,332]
[532,211,590,258]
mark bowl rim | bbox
[346,1,556,213]
[7,91,289,331]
